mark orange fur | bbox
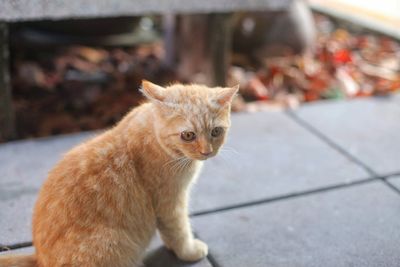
[0,81,238,267]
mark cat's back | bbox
[44,131,113,183]
[32,131,113,218]
[36,102,152,203]
[33,102,156,221]
[32,119,155,265]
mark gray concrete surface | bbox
[191,112,369,213]
[294,96,400,176]
[0,111,370,245]
[192,182,400,267]
[388,175,400,190]
[1,96,400,266]
[0,132,95,245]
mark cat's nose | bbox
[200,151,212,156]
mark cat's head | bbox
[141,80,238,161]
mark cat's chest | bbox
[161,160,203,186]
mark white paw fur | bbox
[175,239,208,262]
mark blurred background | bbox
[0,0,399,142]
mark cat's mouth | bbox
[174,148,215,161]
[193,152,216,161]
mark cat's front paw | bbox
[175,239,208,262]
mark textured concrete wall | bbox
[0,0,292,22]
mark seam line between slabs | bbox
[285,110,400,197]
[190,177,377,217]
[3,176,398,252]
[285,110,376,175]
[0,242,32,252]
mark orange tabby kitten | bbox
[0,81,238,267]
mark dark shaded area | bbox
[144,246,209,267]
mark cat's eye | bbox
[181,131,196,142]
[211,127,224,137]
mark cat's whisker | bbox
[183,158,192,170]
[172,160,183,173]
[220,146,240,155]
[169,156,190,174]
[168,160,182,173]
[175,162,186,174]
[176,158,193,174]
[181,158,191,172]
[164,158,179,167]
[163,156,187,170]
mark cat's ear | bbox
[140,80,166,102]
[214,85,239,106]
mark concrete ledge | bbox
[0,0,292,22]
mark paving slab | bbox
[192,181,400,267]
[0,235,212,267]
[0,132,95,245]
[294,95,400,176]
[387,175,400,190]
[191,111,369,212]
